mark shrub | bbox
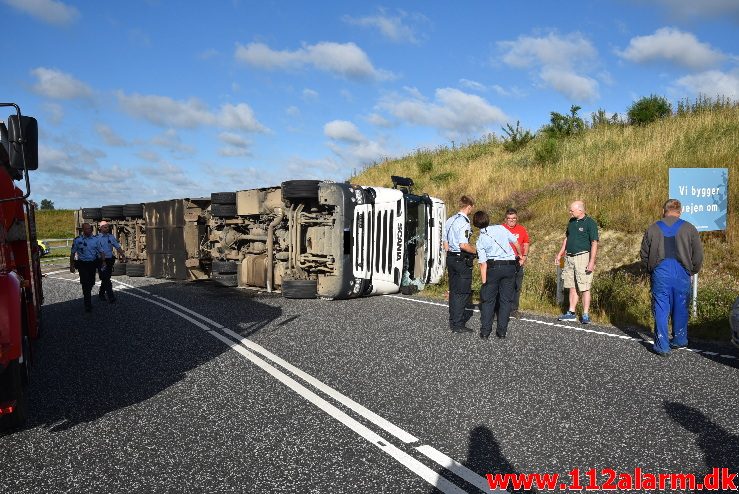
[534,137,561,164]
[502,121,534,152]
[627,95,672,125]
[416,153,434,174]
[542,105,586,138]
[430,171,456,184]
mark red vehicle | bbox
[0,104,40,428]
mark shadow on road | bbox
[664,401,739,493]
[4,278,282,435]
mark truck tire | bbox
[281,180,320,201]
[101,205,125,219]
[0,359,28,430]
[212,260,238,274]
[211,192,237,204]
[123,203,144,218]
[112,262,127,276]
[126,263,145,277]
[82,208,103,220]
[211,272,237,286]
[211,203,237,218]
[281,279,317,299]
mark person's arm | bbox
[691,229,703,274]
[555,237,567,265]
[442,240,449,252]
[476,237,486,284]
[69,247,76,273]
[587,241,598,272]
[460,241,476,255]
[512,241,523,265]
[639,230,650,271]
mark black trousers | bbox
[480,263,517,337]
[512,265,525,312]
[76,260,98,308]
[98,258,116,299]
[447,255,472,328]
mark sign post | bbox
[669,168,729,318]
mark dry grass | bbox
[355,107,739,341]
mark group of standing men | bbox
[69,221,126,312]
[443,196,704,355]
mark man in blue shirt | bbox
[97,220,126,303]
[443,196,476,333]
[70,222,105,312]
[474,211,522,339]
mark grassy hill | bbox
[353,104,739,341]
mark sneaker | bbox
[669,341,687,349]
[581,314,591,324]
[558,311,577,321]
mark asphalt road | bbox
[1,264,737,493]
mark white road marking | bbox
[416,445,503,493]
[386,295,737,360]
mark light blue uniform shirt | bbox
[443,212,471,253]
[71,235,104,262]
[476,225,517,263]
[97,232,122,259]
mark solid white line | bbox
[219,326,419,444]
[45,269,71,276]
[415,445,500,493]
[208,330,467,494]
[386,295,479,313]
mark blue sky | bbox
[2,0,737,209]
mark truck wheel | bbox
[126,263,145,277]
[281,180,320,201]
[211,272,237,286]
[211,192,237,204]
[112,262,127,276]
[123,203,144,218]
[212,260,238,274]
[0,360,28,430]
[211,204,237,218]
[101,205,125,219]
[281,279,317,299]
[82,208,103,221]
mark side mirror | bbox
[8,115,38,171]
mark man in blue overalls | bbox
[442,196,476,333]
[97,220,126,303]
[70,222,105,312]
[640,199,703,355]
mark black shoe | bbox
[480,333,490,339]
[451,326,473,333]
[496,332,506,338]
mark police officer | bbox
[443,196,476,333]
[640,199,703,355]
[97,220,126,303]
[474,210,522,339]
[70,222,104,312]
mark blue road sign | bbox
[669,168,729,231]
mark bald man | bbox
[555,201,599,324]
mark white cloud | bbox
[459,79,487,92]
[342,9,425,44]
[38,142,105,176]
[150,129,195,155]
[286,106,301,117]
[302,88,319,101]
[95,123,127,146]
[617,27,726,70]
[234,41,392,81]
[674,69,739,99]
[366,113,392,127]
[218,131,251,157]
[380,87,508,136]
[651,0,739,21]
[3,0,79,26]
[42,102,64,125]
[498,32,600,102]
[116,91,268,132]
[324,120,365,143]
[31,67,93,100]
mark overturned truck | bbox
[80,177,446,299]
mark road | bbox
[1,265,737,493]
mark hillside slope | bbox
[354,106,739,340]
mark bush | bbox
[430,171,456,184]
[542,105,586,138]
[502,121,534,152]
[416,154,434,174]
[627,95,672,125]
[534,137,561,164]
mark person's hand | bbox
[554,255,561,266]
[586,263,595,275]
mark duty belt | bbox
[487,259,518,265]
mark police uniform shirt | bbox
[71,235,103,261]
[97,232,122,259]
[476,225,517,263]
[443,212,471,253]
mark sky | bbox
[1,0,737,209]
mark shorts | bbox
[562,252,593,291]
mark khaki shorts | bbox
[562,252,593,291]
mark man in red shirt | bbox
[502,208,530,319]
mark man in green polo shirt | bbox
[554,200,599,324]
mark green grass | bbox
[35,209,75,239]
[355,105,739,342]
